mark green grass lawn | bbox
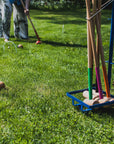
[0,9,114,144]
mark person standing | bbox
[0,0,30,42]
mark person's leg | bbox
[0,0,3,37]
[2,0,12,41]
[13,3,28,39]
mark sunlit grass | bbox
[0,9,113,143]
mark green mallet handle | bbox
[87,0,93,100]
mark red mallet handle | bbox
[20,0,41,44]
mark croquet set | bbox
[66,0,114,112]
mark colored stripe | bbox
[102,66,110,98]
[88,68,92,100]
[95,67,103,99]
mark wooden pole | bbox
[87,0,93,99]
[95,0,102,92]
[95,13,110,98]
[85,0,103,99]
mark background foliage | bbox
[30,0,112,10]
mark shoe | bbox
[4,39,9,42]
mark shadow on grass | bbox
[13,36,87,48]
[12,36,36,44]
[93,107,114,116]
[31,9,112,25]
[34,16,86,25]
[84,106,114,118]
[31,9,86,17]
[73,103,114,118]
[31,9,87,25]
[43,40,87,48]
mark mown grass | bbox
[0,9,114,143]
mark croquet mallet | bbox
[86,0,103,99]
[95,12,110,98]
[87,0,93,100]
[20,0,41,44]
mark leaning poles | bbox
[86,0,103,99]
[66,0,114,111]
[95,11,110,98]
[95,0,110,98]
[85,0,111,101]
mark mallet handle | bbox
[87,0,93,99]
[27,15,41,41]
[95,0,102,92]
[20,0,40,41]
[95,14,110,98]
